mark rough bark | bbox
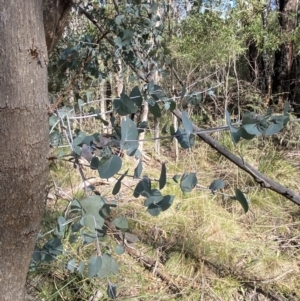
[43,0,73,53]
[272,0,298,107]
[0,1,48,300]
[0,0,72,300]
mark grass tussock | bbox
[27,131,300,301]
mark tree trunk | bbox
[0,0,71,300]
[272,0,298,107]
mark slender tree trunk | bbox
[0,0,71,299]
[0,1,49,300]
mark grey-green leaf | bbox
[225,110,240,144]
[112,216,128,230]
[113,93,137,116]
[130,86,143,107]
[98,155,122,179]
[112,169,128,195]
[181,111,194,147]
[115,244,125,255]
[134,159,143,178]
[173,174,181,183]
[209,179,225,192]
[88,255,102,277]
[67,258,76,273]
[235,188,249,213]
[98,253,119,278]
[107,283,117,300]
[159,163,166,189]
[158,195,174,211]
[80,195,105,215]
[147,204,162,216]
[121,117,139,155]
[180,172,197,193]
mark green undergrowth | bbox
[27,132,300,300]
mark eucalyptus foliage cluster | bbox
[32,0,295,298]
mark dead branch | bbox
[172,108,300,206]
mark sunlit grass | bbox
[27,121,300,300]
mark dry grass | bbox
[27,130,300,301]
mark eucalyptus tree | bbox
[0,1,72,300]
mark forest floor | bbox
[26,123,300,301]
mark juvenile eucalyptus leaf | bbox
[71,222,83,233]
[225,110,241,144]
[157,195,174,211]
[115,14,125,25]
[147,204,162,216]
[98,155,122,179]
[240,127,256,140]
[243,123,261,136]
[67,258,76,273]
[121,117,139,155]
[49,115,59,127]
[173,174,181,183]
[159,163,167,189]
[77,261,85,275]
[148,102,161,117]
[138,121,148,129]
[175,128,194,149]
[124,232,139,244]
[113,93,137,116]
[148,80,154,93]
[130,86,143,107]
[73,145,81,156]
[81,144,93,162]
[80,195,105,215]
[98,253,119,278]
[144,190,163,206]
[57,216,66,229]
[133,180,145,198]
[209,179,225,192]
[73,133,86,146]
[70,199,82,212]
[114,36,123,49]
[264,121,284,136]
[112,216,128,230]
[84,214,96,232]
[134,159,143,178]
[235,189,249,213]
[42,237,62,260]
[112,169,129,195]
[115,244,125,255]
[90,156,100,169]
[182,111,194,147]
[107,283,117,300]
[32,248,42,263]
[142,176,151,196]
[180,172,197,193]
[88,255,102,277]
[82,232,97,244]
